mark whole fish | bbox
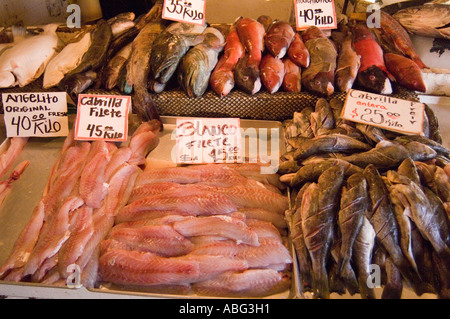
[293,107,314,138]
[235,17,265,94]
[351,24,392,94]
[293,134,372,161]
[356,123,387,145]
[302,165,345,299]
[104,42,133,90]
[393,4,450,40]
[126,3,166,122]
[43,31,92,89]
[0,24,60,88]
[337,173,367,275]
[210,25,245,97]
[150,22,206,85]
[61,71,97,102]
[384,53,426,92]
[335,33,360,92]
[310,98,335,137]
[264,20,295,59]
[363,164,426,295]
[260,53,285,94]
[178,27,225,98]
[282,58,301,92]
[301,26,337,97]
[379,10,427,69]
[287,33,310,68]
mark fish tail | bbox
[132,91,163,130]
[311,260,330,299]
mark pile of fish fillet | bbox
[281,97,450,299]
[0,123,294,297]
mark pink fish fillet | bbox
[115,209,195,224]
[173,215,260,246]
[0,137,29,179]
[128,131,160,166]
[0,200,45,280]
[104,147,133,182]
[191,237,292,269]
[79,147,109,209]
[119,191,238,219]
[237,208,287,229]
[23,196,84,277]
[128,182,181,203]
[58,205,94,278]
[192,269,291,297]
[107,224,194,257]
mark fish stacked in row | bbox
[97,163,292,297]
[280,97,450,299]
[0,120,161,287]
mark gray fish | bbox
[337,173,367,275]
[293,107,314,138]
[178,28,225,98]
[330,232,359,295]
[326,124,366,142]
[293,134,372,161]
[310,98,335,137]
[381,258,403,299]
[394,135,449,157]
[425,103,442,144]
[290,159,362,188]
[364,164,426,295]
[302,165,345,299]
[150,22,206,84]
[341,141,410,170]
[62,71,97,102]
[352,216,376,299]
[104,42,133,90]
[432,166,450,203]
[356,123,388,145]
[329,97,344,127]
[397,158,421,187]
[278,160,301,175]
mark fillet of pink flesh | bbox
[245,219,283,241]
[23,196,84,277]
[104,147,132,182]
[112,214,190,229]
[80,246,100,288]
[191,237,292,269]
[0,137,29,179]
[192,269,290,297]
[130,119,161,138]
[119,191,238,218]
[237,208,287,229]
[128,131,160,166]
[173,215,260,246]
[79,147,109,209]
[58,205,94,278]
[0,200,45,279]
[103,164,141,216]
[107,224,194,257]
[32,253,58,282]
[115,209,195,224]
[98,249,248,286]
[129,182,180,203]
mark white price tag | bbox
[176,118,242,164]
[294,0,337,30]
[2,92,69,138]
[342,89,425,135]
[74,94,130,142]
[162,0,206,26]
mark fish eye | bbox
[369,75,376,81]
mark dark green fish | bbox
[310,98,335,137]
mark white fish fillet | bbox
[43,31,92,88]
[0,24,60,88]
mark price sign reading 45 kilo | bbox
[75,94,130,142]
[294,0,337,30]
[162,0,206,26]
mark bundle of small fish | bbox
[280,97,450,299]
[97,163,292,297]
[0,120,161,286]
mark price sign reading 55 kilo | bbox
[162,0,206,26]
[294,0,337,30]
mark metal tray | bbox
[0,115,301,299]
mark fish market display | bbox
[392,4,450,40]
[281,95,450,299]
[100,163,291,296]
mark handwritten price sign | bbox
[294,0,337,30]
[342,89,425,135]
[162,0,206,26]
[175,118,242,164]
[2,92,69,137]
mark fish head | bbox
[356,66,392,94]
[336,69,355,92]
[210,71,234,97]
[234,61,261,95]
[304,73,334,97]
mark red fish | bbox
[282,58,301,92]
[265,21,295,59]
[335,33,360,92]
[384,53,426,92]
[379,10,427,69]
[210,26,245,97]
[352,24,393,94]
[260,53,285,94]
[287,33,310,68]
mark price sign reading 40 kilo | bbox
[162,0,206,26]
[75,94,130,142]
[2,92,69,137]
[294,0,337,30]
